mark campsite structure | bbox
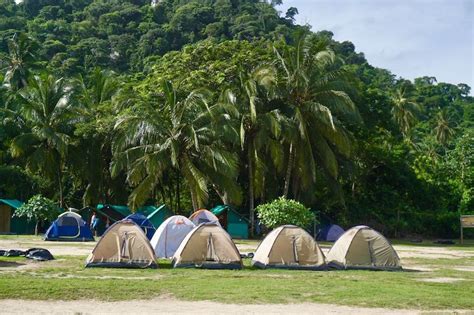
[211,205,249,239]
[189,209,220,226]
[85,220,157,268]
[44,211,94,241]
[172,222,242,269]
[0,199,35,234]
[151,215,195,258]
[326,225,401,270]
[317,224,345,242]
[123,213,156,240]
[252,225,326,270]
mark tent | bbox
[44,212,94,241]
[252,225,326,270]
[172,223,242,269]
[317,224,345,242]
[189,209,220,226]
[93,204,172,235]
[146,205,174,229]
[151,215,195,258]
[124,213,156,240]
[85,220,157,268]
[0,199,35,234]
[211,205,248,239]
[326,225,401,270]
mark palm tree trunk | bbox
[176,172,180,213]
[190,188,198,211]
[283,142,294,198]
[58,164,64,208]
[248,143,255,237]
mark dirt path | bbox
[0,298,466,315]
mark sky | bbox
[280,0,474,89]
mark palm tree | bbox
[70,68,122,206]
[10,74,74,207]
[434,109,455,146]
[112,81,241,211]
[222,66,281,235]
[390,88,421,138]
[275,32,359,198]
[2,33,39,91]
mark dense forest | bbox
[0,0,472,237]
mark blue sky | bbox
[280,0,473,89]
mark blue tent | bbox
[317,224,345,242]
[124,213,156,240]
[45,212,94,241]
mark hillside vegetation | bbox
[0,0,472,237]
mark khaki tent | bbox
[85,220,157,268]
[326,225,401,270]
[252,225,326,270]
[172,223,242,269]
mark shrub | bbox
[14,195,60,235]
[255,197,314,229]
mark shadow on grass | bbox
[0,260,25,268]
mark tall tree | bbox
[434,109,455,146]
[2,33,39,91]
[112,81,241,210]
[10,74,74,207]
[275,33,358,199]
[222,66,281,235]
[390,88,421,138]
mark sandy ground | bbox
[0,298,472,315]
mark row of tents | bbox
[1,199,346,242]
[84,209,401,271]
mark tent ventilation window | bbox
[121,232,130,259]
[206,233,217,262]
[292,237,299,263]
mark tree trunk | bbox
[35,220,40,236]
[58,164,64,208]
[176,172,180,213]
[283,142,294,198]
[248,143,255,237]
[190,188,198,211]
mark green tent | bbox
[0,199,35,234]
[211,205,249,239]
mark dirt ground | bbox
[0,298,471,315]
[1,238,474,314]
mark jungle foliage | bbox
[0,0,472,237]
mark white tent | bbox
[151,215,195,258]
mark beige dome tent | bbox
[172,223,242,269]
[326,225,401,270]
[85,220,157,268]
[252,225,326,270]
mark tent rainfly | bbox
[45,212,94,241]
[85,220,157,268]
[124,213,156,240]
[151,215,195,258]
[172,223,242,269]
[189,209,220,226]
[326,225,401,271]
[252,225,326,270]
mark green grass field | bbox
[0,236,473,310]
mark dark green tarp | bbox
[211,205,248,239]
[0,199,35,234]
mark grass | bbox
[0,237,473,310]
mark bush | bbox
[256,197,314,229]
[14,195,60,235]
